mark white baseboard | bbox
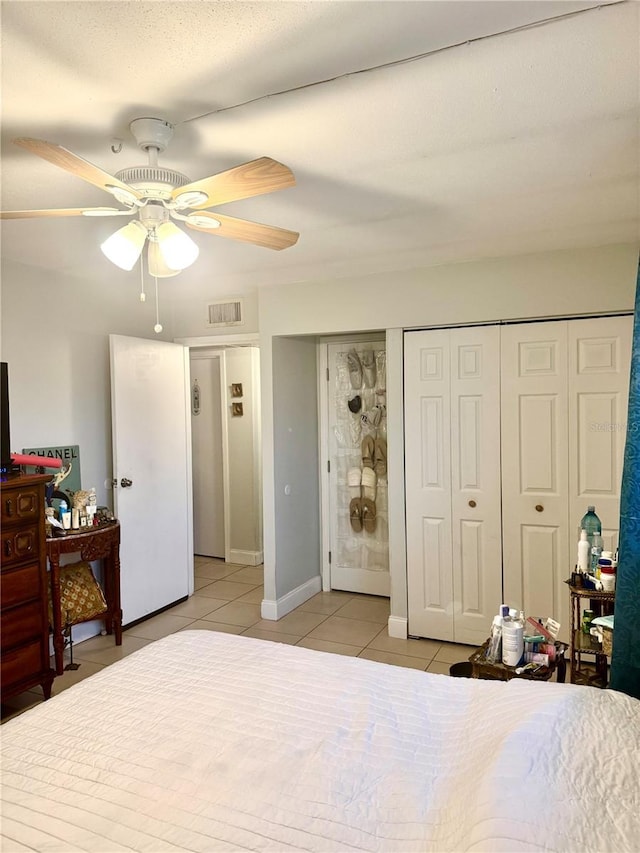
[229,549,264,567]
[388,615,408,639]
[261,575,322,621]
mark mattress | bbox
[1,630,639,852]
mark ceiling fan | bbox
[0,117,299,276]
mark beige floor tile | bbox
[333,596,390,624]
[1,691,45,721]
[194,563,243,581]
[226,566,263,585]
[50,659,106,693]
[251,610,328,637]
[194,576,216,591]
[235,586,264,604]
[179,621,245,635]
[307,615,381,647]
[241,627,301,645]
[298,591,355,615]
[74,634,152,666]
[433,642,477,664]
[358,648,430,670]
[194,555,223,566]
[367,629,441,660]
[426,660,454,676]
[296,637,363,657]
[124,612,196,641]
[202,601,262,628]
[167,596,228,619]
[196,579,258,600]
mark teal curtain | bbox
[610,260,640,699]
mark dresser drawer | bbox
[1,601,44,651]
[0,563,42,609]
[1,524,40,568]
[1,486,42,525]
[0,639,44,690]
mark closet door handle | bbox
[535,504,544,513]
[468,500,477,508]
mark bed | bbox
[1,630,639,852]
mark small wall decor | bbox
[231,402,244,417]
[231,383,243,398]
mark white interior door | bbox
[326,340,389,596]
[405,327,502,643]
[568,316,633,557]
[110,334,193,625]
[404,330,454,640]
[501,321,569,629]
[190,355,225,558]
[449,326,503,645]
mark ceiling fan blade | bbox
[185,211,299,250]
[1,207,134,219]
[13,138,144,200]
[173,157,295,209]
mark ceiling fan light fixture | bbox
[156,221,199,270]
[186,213,221,229]
[174,190,209,209]
[148,240,181,278]
[101,220,147,270]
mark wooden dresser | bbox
[1,473,54,701]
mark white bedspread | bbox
[1,630,639,852]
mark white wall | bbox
[260,243,639,624]
[225,346,262,560]
[0,260,174,508]
[265,336,320,600]
[171,291,258,339]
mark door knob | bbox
[120,478,133,488]
[535,504,544,512]
[468,500,477,508]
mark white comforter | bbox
[1,630,639,852]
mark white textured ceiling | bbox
[1,0,638,298]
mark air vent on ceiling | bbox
[206,299,244,328]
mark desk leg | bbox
[49,554,65,676]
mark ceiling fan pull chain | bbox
[139,252,146,302]
[154,275,162,335]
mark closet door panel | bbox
[450,326,502,645]
[501,322,569,630]
[569,316,632,556]
[405,330,454,641]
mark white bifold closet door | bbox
[502,316,632,639]
[404,326,502,644]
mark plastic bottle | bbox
[577,529,591,573]
[591,532,604,575]
[580,506,602,548]
[502,609,524,667]
[600,564,616,592]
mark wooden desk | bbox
[47,522,122,675]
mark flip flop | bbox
[374,438,387,478]
[347,349,363,389]
[349,497,363,532]
[347,466,362,500]
[361,466,377,501]
[362,349,376,388]
[361,435,375,468]
[362,497,377,533]
[347,394,362,413]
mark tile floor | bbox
[1,556,478,722]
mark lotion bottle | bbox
[577,529,591,573]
